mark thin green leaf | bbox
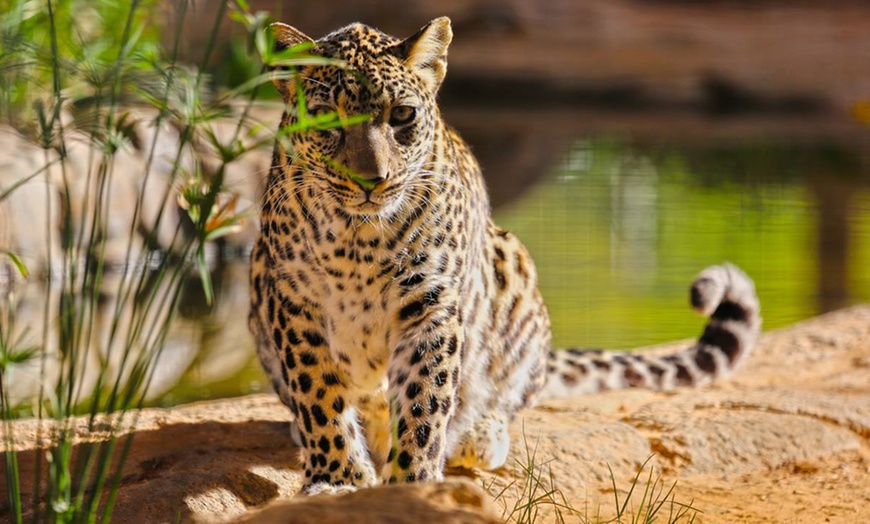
[0,158,60,203]
[196,251,214,306]
[220,70,289,99]
[204,223,244,242]
[322,153,379,190]
[279,112,370,135]
[2,251,29,278]
[1,347,39,367]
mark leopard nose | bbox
[351,175,386,191]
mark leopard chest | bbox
[272,226,398,394]
[319,263,392,395]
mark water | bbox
[495,138,870,350]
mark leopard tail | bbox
[538,263,761,399]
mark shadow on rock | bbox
[1,418,301,523]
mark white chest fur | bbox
[322,284,391,394]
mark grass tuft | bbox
[482,429,699,524]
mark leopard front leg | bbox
[272,316,379,493]
[386,285,462,483]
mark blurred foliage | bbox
[0,0,162,130]
[214,38,281,99]
[0,1,339,521]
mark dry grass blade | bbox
[482,431,699,524]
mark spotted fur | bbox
[249,17,761,493]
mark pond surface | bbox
[161,130,870,405]
[497,138,870,349]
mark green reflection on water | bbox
[494,138,870,349]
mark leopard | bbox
[248,16,761,495]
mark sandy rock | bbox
[1,306,869,523]
[235,479,500,524]
[624,390,865,477]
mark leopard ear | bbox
[392,17,453,91]
[268,22,314,98]
[269,22,315,58]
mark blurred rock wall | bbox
[169,0,870,111]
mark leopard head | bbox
[269,18,453,218]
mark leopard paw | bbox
[447,414,510,471]
[300,482,359,497]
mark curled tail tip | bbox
[540,264,762,400]
[690,263,759,320]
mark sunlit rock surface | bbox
[1,305,868,523]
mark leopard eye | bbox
[389,105,416,126]
[307,105,334,117]
[305,105,343,139]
